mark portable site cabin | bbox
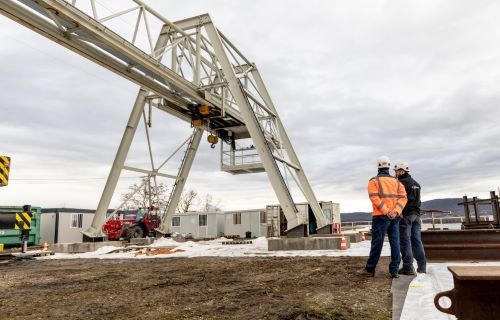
[170,211,225,239]
[266,201,341,237]
[323,202,341,233]
[223,209,267,238]
[40,208,95,244]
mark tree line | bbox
[120,177,221,213]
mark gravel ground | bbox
[0,256,393,320]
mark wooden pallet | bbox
[106,245,176,254]
[223,235,241,239]
[221,240,253,245]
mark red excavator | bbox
[102,207,161,241]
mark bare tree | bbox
[199,193,222,212]
[177,189,199,213]
[121,177,169,209]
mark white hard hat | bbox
[394,161,410,172]
[377,155,391,169]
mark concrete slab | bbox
[268,237,349,251]
[50,241,123,253]
[347,232,361,243]
[129,238,154,246]
[391,274,415,320]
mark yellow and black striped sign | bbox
[0,156,10,186]
[15,211,33,230]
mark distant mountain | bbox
[340,212,371,222]
[421,198,464,215]
[341,198,473,221]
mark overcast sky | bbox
[1,0,500,213]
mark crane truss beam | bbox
[0,0,330,236]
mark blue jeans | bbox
[366,215,401,275]
[400,213,426,271]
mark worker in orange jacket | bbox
[363,156,407,278]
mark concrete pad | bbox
[347,232,361,243]
[391,274,415,320]
[50,241,123,253]
[268,237,349,251]
[129,238,154,246]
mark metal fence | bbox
[341,216,469,231]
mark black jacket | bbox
[398,172,421,215]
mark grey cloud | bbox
[2,1,500,212]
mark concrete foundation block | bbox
[347,233,361,243]
[316,225,333,234]
[129,238,154,246]
[268,237,350,251]
[50,241,122,253]
[286,224,308,237]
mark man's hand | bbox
[387,211,398,219]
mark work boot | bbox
[398,268,416,276]
[417,266,426,274]
[390,273,400,279]
[359,267,375,277]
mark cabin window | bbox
[199,215,207,226]
[233,213,241,225]
[70,213,83,229]
[260,211,266,223]
[172,216,180,227]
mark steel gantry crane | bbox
[0,0,332,237]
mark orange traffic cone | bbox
[340,236,347,250]
[361,232,366,241]
[42,241,48,251]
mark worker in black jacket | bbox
[394,162,427,275]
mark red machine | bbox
[102,207,161,241]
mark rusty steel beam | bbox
[422,229,500,261]
[434,266,500,319]
[459,191,500,229]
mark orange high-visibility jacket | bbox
[368,175,407,216]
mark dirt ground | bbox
[0,256,393,320]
